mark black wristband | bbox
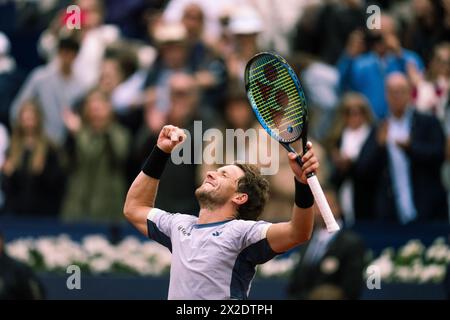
[142,146,170,179]
[294,178,314,208]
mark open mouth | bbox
[205,181,216,187]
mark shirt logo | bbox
[212,231,222,237]
[178,225,191,236]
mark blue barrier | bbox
[38,274,447,300]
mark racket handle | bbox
[306,175,340,233]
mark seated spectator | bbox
[338,14,424,120]
[358,73,448,224]
[327,92,376,224]
[2,100,65,216]
[0,231,45,299]
[10,36,88,145]
[61,89,130,223]
[287,189,366,300]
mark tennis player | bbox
[124,125,318,299]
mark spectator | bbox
[132,73,212,214]
[128,87,165,184]
[327,93,376,224]
[38,0,121,88]
[411,42,450,121]
[287,189,366,300]
[144,22,191,113]
[358,73,448,224]
[98,47,147,135]
[2,100,65,216]
[61,89,130,223]
[338,14,424,119]
[404,0,450,65]
[10,36,88,145]
[225,6,263,84]
[181,3,227,111]
[294,0,366,64]
[98,48,145,113]
[0,231,45,300]
[292,53,340,141]
[444,85,450,221]
[0,123,8,209]
[0,32,25,129]
[163,0,241,43]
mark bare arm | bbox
[123,125,186,236]
[123,173,160,236]
[267,142,317,253]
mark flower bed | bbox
[369,238,449,283]
[6,235,450,282]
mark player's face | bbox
[196,165,245,206]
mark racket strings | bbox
[248,64,305,141]
[246,54,307,143]
[249,67,303,117]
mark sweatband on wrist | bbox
[294,178,314,208]
[142,146,170,179]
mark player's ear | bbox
[232,193,248,206]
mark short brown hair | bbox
[234,163,269,220]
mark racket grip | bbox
[306,175,340,233]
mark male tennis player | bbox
[124,125,318,299]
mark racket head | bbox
[245,52,308,147]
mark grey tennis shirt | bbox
[147,208,277,300]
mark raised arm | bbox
[266,142,317,253]
[123,125,186,236]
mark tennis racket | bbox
[245,52,340,233]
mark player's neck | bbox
[197,205,236,225]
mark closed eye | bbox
[219,171,229,178]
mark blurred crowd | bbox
[0,0,449,227]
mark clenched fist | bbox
[157,125,187,153]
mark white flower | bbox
[121,254,152,275]
[425,238,449,264]
[398,240,425,259]
[90,257,113,274]
[395,266,415,282]
[117,236,142,254]
[6,238,33,263]
[419,265,446,283]
[370,255,394,280]
[82,235,115,258]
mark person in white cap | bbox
[225,6,263,84]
